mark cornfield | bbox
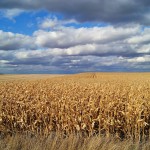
[0,73,150,142]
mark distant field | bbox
[0,73,150,150]
[0,74,64,81]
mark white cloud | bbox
[40,17,59,29]
[136,44,150,53]
[34,25,140,48]
[0,60,9,64]
[127,28,150,44]
[0,22,150,73]
[0,30,36,50]
[39,16,78,29]
[0,8,24,20]
[127,55,150,63]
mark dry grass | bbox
[0,73,150,149]
[1,133,150,150]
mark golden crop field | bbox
[0,73,150,144]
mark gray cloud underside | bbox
[1,54,149,73]
[0,0,150,24]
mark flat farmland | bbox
[0,74,64,81]
[0,73,150,150]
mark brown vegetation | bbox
[0,73,150,149]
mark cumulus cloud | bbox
[0,20,150,73]
[39,16,77,29]
[1,0,150,73]
[34,25,140,48]
[0,30,36,50]
[127,28,150,45]
[0,0,150,24]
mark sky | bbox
[0,0,150,74]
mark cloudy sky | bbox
[0,0,150,74]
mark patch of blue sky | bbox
[141,25,150,32]
[0,9,110,36]
[0,12,36,35]
[0,9,50,35]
